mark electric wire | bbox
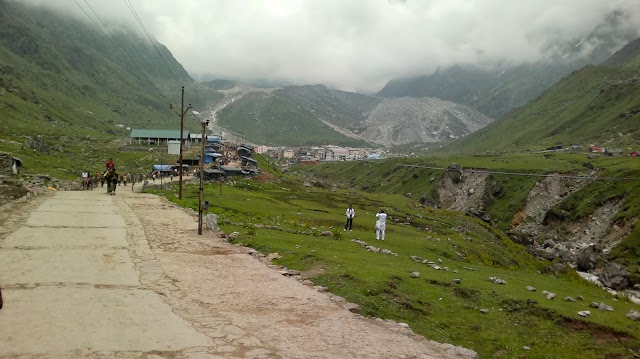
[77,0,169,97]
[123,0,180,82]
[72,0,109,38]
[395,164,640,181]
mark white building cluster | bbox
[255,145,383,163]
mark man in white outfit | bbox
[375,210,387,240]
[345,204,355,231]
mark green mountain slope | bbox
[275,85,383,133]
[216,84,493,147]
[440,38,640,154]
[216,91,371,147]
[0,1,222,155]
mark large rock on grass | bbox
[599,262,629,290]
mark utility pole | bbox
[169,86,191,200]
[198,117,209,235]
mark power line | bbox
[72,0,108,37]
[395,164,640,181]
[123,0,179,82]
[71,0,172,98]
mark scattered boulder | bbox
[626,310,640,321]
[578,311,591,317]
[576,246,599,272]
[598,303,614,312]
[552,263,567,273]
[599,262,630,290]
[410,272,420,278]
[564,296,576,302]
[489,277,507,285]
[466,208,491,223]
[546,292,556,300]
[480,308,489,314]
[453,279,461,284]
[526,286,537,292]
[320,231,333,236]
[446,163,463,184]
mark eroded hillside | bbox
[292,155,640,294]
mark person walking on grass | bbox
[375,210,387,240]
[345,204,355,231]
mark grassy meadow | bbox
[149,167,640,359]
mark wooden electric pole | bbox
[169,86,191,200]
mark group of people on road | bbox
[80,158,147,195]
[344,204,387,240]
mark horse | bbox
[81,172,91,190]
[104,169,118,195]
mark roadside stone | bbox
[329,294,347,304]
[313,285,329,293]
[344,303,362,314]
[282,269,300,276]
[205,214,218,230]
[266,252,281,261]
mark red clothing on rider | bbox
[106,159,115,171]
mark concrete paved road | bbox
[0,191,211,357]
[0,189,477,359]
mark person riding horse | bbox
[104,168,118,195]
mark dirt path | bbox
[0,188,477,359]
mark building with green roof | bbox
[129,129,191,145]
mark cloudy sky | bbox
[23,0,640,92]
